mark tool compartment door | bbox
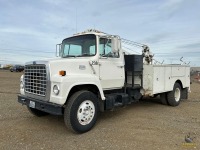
[152,66,172,94]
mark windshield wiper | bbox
[76,53,95,57]
[62,55,77,58]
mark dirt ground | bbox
[0,70,199,150]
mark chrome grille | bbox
[24,65,47,96]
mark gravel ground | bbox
[0,70,199,150]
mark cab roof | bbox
[73,29,108,36]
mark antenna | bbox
[75,8,77,33]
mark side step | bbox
[105,93,130,110]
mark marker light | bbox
[59,70,66,76]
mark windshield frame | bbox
[61,34,97,58]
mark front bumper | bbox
[18,95,63,115]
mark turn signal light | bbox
[59,70,66,76]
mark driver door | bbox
[99,38,124,89]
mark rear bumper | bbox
[18,95,63,115]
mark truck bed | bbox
[143,64,190,95]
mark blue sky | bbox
[0,0,200,66]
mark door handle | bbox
[117,66,124,68]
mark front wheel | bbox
[64,91,98,133]
[167,83,182,106]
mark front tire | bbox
[167,83,182,106]
[64,91,98,133]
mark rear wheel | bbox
[167,83,182,106]
[27,107,49,117]
[64,91,98,133]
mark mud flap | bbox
[181,88,188,99]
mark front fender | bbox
[49,74,105,105]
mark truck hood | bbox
[26,57,97,77]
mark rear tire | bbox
[64,91,98,133]
[27,107,49,117]
[167,83,182,106]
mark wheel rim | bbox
[77,100,95,125]
[174,88,181,102]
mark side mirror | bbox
[56,44,62,57]
[111,37,119,53]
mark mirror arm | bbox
[56,44,58,57]
[56,44,62,57]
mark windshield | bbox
[61,34,96,57]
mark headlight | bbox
[20,81,24,89]
[53,85,59,95]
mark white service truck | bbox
[18,29,190,133]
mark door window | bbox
[99,38,119,57]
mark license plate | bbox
[29,101,35,108]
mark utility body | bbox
[18,29,190,133]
